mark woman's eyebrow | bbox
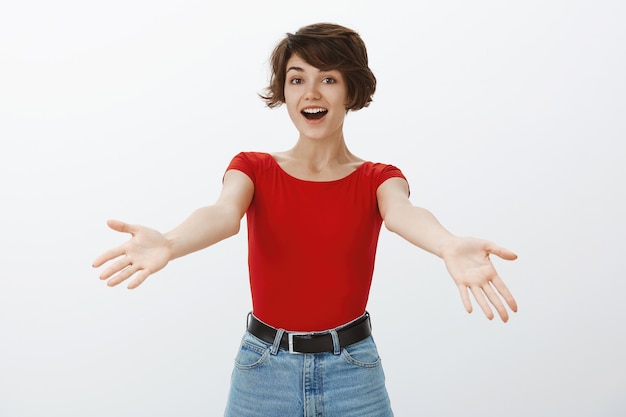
[287,66,337,75]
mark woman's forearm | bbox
[164,205,242,260]
[384,205,456,258]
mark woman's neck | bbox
[290,138,354,169]
[272,134,364,181]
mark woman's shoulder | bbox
[233,151,272,161]
[358,160,403,174]
[230,151,276,167]
[355,160,407,189]
[226,152,276,182]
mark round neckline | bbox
[268,153,368,183]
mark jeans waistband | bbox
[246,312,372,354]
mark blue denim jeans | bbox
[224,323,393,416]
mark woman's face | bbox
[283,54,349,141]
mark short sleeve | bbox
[225,152,256,184]
[375,163,410,196]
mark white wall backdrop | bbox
[1,1,624,416]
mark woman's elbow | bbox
[226,217,241,237]
[221,209,243,238]
[383,210,402,234]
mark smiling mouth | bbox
[301,108,328,120]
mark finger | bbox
[98,256,132,280]
[106,265,139,287]
[106,219,136,235]
[92,246,126,268]
[457,285,473,314]
[127,270,151,290]
[469,286,495,320]
[481,282,510,323]
[492,275,518,313]
[486,244,518,261]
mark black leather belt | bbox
[247,313,372,354]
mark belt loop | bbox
[270,328,285,355]
[330,329,341,355]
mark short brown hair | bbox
[260,23,376,111]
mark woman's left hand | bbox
[441,237,518,322]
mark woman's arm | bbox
[92,169,254,289]
[377,177,518,322]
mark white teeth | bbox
[302,108,327,113]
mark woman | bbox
[93,23,517,417]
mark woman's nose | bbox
[303,83,321,99]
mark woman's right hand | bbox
[92,219,173,289]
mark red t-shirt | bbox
[227,152,407,331]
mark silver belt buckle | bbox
[287,332,310,354]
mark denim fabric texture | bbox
[224,327,393,417]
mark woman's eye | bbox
[322,77,336,84]
[290,78,303,84]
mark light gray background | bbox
[1,1,624,416]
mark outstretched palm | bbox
[442,237,518,322]
[92,219,172,289]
